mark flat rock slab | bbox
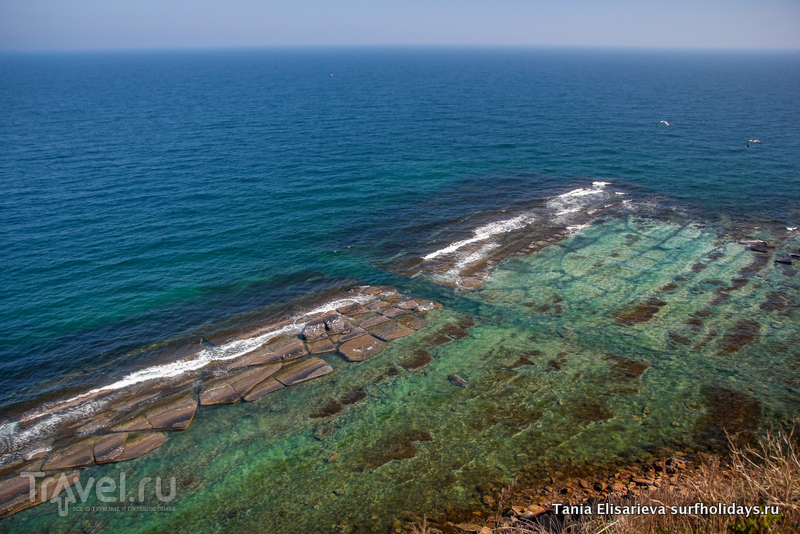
[338,334,387,362]
[1,475,34,511]
[1,471,81,519]
[460,277,484,290]
[337,303,366,316]
[231,363,282,397]
[231,345,284,368]
[243,378,285,401]
[113,415,152,432]
[146,397,198,430]
[42,438,98,471]
[776,256,795,264]
[366,300,392,312]
[115,433,168,462]
[275,358,334,386]
[199,383,241,406]
[367,320,415,342]
[268,338,307,361]
[36,471,80,504]
[94,433,128,464]
[338,327,368,343]
[397,314,428,331]
[381,307,408,318]
[360,315,390,329]
[307,337,336,354]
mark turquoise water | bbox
[1,49,799,532]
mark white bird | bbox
[787,227,798,231]
[747,139,761,147]
[657,120,670,128]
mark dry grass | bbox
[495,427,799,534]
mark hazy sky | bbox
[1,0,798,52]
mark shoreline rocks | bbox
[0,285,442,520]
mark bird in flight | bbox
[657,120,670,128]
[747,139,761,147]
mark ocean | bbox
[0,48,798,532]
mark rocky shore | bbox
[0,285,442,520]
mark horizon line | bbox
[2,43,799,55]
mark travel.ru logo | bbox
[21,471,176,516]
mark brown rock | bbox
[632,477,655,486]
[302,319,328,341]
[399,349,433,370]
[381,307,408,318]
[338,334,387,362]
[367,320,415,342]
[337,303,366,316]
[360,315,390,329]
[324,314,354,334]
[36,471,80,503]
[338,327,368,343]
[397,314,428,331]
[448,374,468,387]
[42,438,97,470]
[231,363,282,396]
[275,358,334,386]
[1,475,34,511]
[114,433,168,462]
[199,383,241,406]
[270,338,307,361]
[414,298,442,311]
[146,397,197,430]
[397,299,419,310]
[113,415,152,432]
[94,433,128,464]
[307,336,336,354]
[365,300,391,312]
[243,378,285,401]
[460,277,483,290]
[357,286,383,295]
[230,344,284,368]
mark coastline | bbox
[1,182,799,532]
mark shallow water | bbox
[2,48,799,532]
[4,202,797,533]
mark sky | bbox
[0,0,798,52]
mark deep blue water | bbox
[1,48,799,417]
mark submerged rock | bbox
[448,374,469,387]
[366,320,415,342]
[460,277,484,291]
[396,314,428,331]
